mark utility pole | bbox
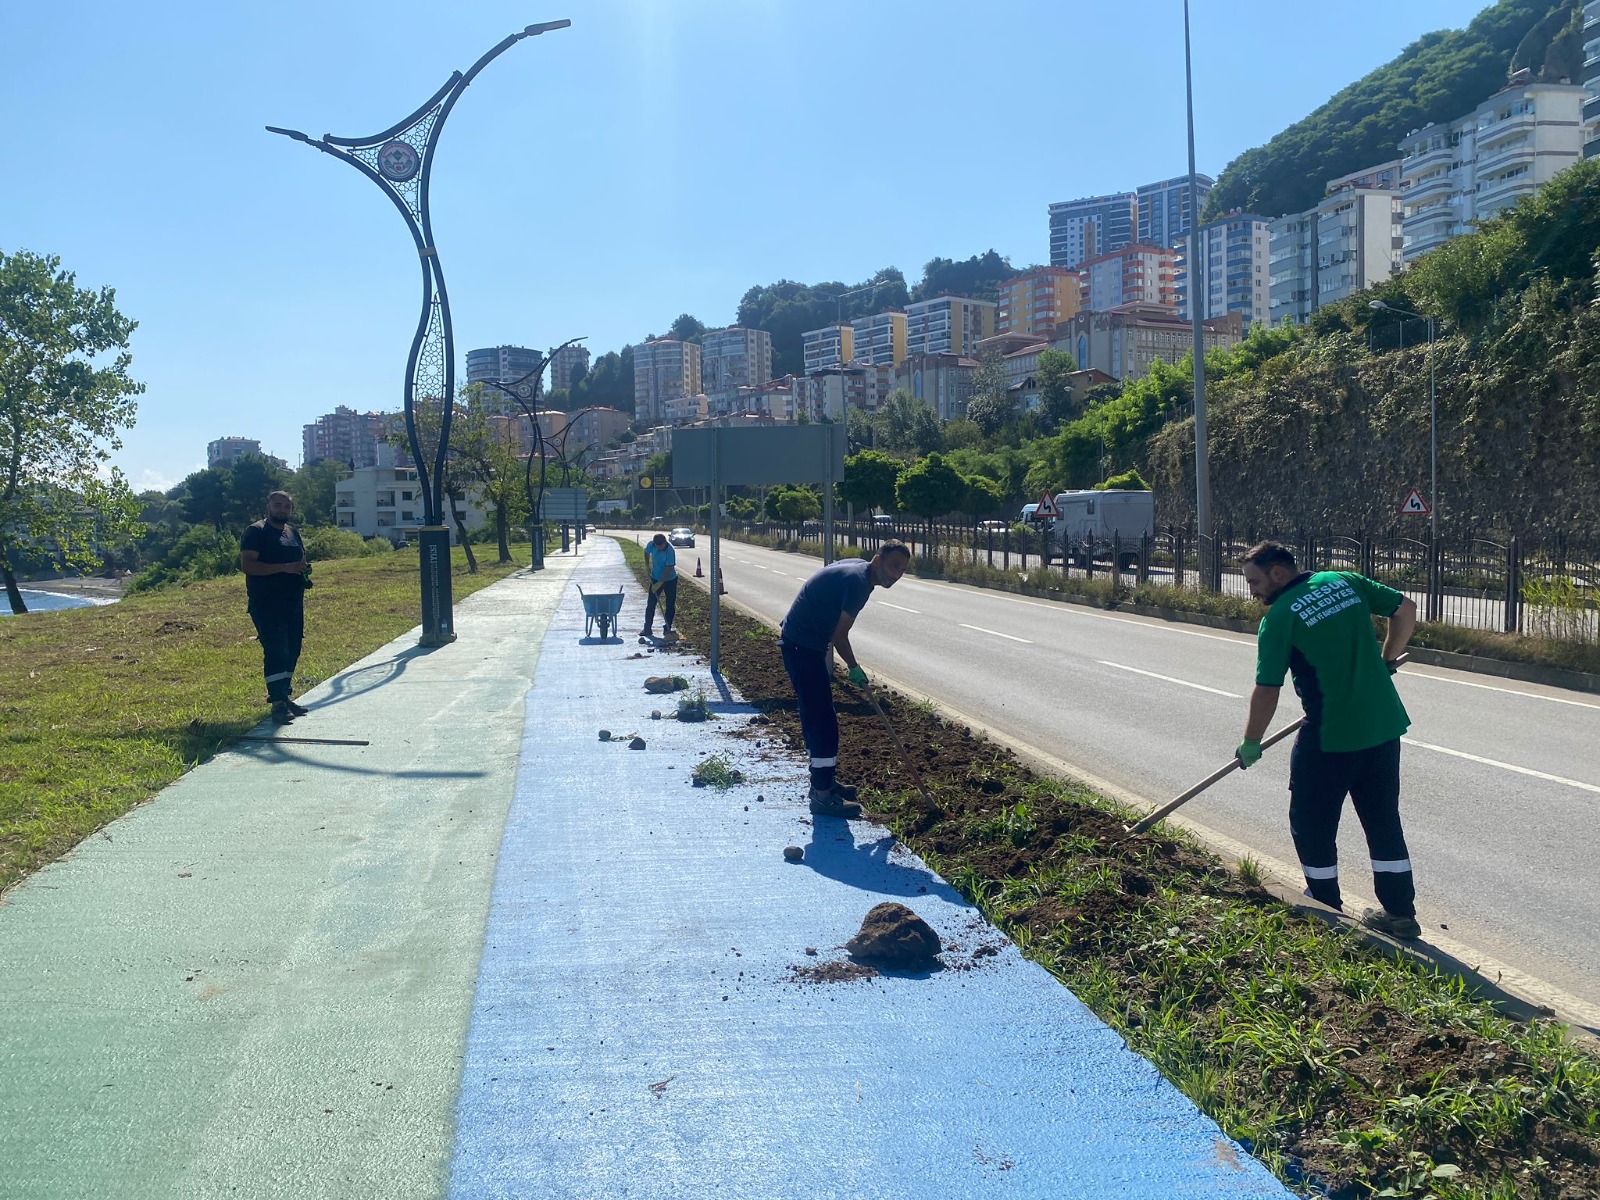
[1183,0,1213,581]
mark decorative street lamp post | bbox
[267,19,571,646]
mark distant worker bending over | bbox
[779,541,911,818]
[1236,540,1421,939]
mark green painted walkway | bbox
[0,552,581,1200]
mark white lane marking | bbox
[879,602,921,614]
[1402,738,1600,795]
[1402,670,1600,711]
[769,570,789,577]
[959,623,1032,644]
[897,580,1250,644]
[1097,660,1243,698]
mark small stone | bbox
[845,902,941,966]
[629,737,646,750]
[804,946,818,956]
[651,710,661,720]
[755,794,764,803]
[783,846,804,863]
[598,730,611,741]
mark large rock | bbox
[845,903,941,966]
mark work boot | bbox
[1361,908,1421,940]
[808,785,862,818]
[285,699,310,717]
[271,701,294,725]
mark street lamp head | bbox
[525,19,572,35]
[1368,301,1388,310]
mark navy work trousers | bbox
[644,576,677,633]
[249,603,304,703]
[1288,730,1415,918]
[781,639,837,791]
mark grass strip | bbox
[720,529,1600,677]
[619,537,1600,1199]
[0,549,520,893]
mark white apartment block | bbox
[1399,77,1587,263]
[801,324,853,373]
[1082,245,1175,312]
[662,392,709,426]
[903,296,997,358]
[335,458,487,544]
[1268,164,1404,325]
[1176,214,1272,327]
[699,327,773,398]
[848,311,907,366]
[632,339,702,425]
[207,436,262,468]
[1586,1,1600,157]
[1047,192,1136,270]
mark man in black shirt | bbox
[240,490,311,724]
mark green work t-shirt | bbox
[1255,570,1410,753]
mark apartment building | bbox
[632,338,702,425]
[903,295,997,358]
[301,405,390,468]
[334,452,487,544]
[548,343,591,392]
[699,327,773,398]
[848,311,908,367]
[207,437,262,469]
[893,352,979,422]
[1266,164,1404,325]
[1176,214,1272,327]
[1053,304,1244,383]
[1136,174,1214,248]
[1081,244,1176,312]
[716,377,798,423]
[562,406,630,455]
[794,364,893,422]
[801,324,853,373]
[1399,76,1587,262]
[1047,192,1136,269]
[996,267,1081,337]
[466,345,545,389]
[1583,0,1600,156]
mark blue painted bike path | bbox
[447,539,1290,1199]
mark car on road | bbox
[872,514,895,527]
[978,519,1009,533]
[669,526,696,548]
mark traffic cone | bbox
[718,567,726,595]
[695,557,704,578]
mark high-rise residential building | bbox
[207,437,262,469]
[1267,212,1317,327]
[466,345,545,388]
[1136,174,1214,249]
[903,296,997,358]
[302,406,389,468]
[1325,160,1403,193]
[1399,76,1587,263]
[1268,165,1404,325]
[801,324,853,373]
[996,267,1082,337]
[1081,245,1176,312]
[632,339,702,425]
[562,407,631,456]
[794,364,894,422]
[1582,1,1600,156]
[700,327,773,398]
[548,343,591,392]
[1047,191,1136,269]
[1175,214,1272,327]
[1053,305,1244,383]
[848,311,908,367]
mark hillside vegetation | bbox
[1205,0,1580,219]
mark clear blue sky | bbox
[2,0,1487,491]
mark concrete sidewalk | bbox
[0,538,1290,1198]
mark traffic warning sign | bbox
[1036,490,1060,520]
[1398,487,1431,516]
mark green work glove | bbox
[1236,739,1262,769]
[848,666,868,688]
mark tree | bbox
[226,453,288,528]
[912,250,1014,303]
[288,457,346,528]
[667,313,706,344]
[736,268,909,377]
[965,393,1009,438]
[1094,468,1150,491]
[571,345,633,413]
[1036,348,1080,431]
[763,484,820,525]
[838,449,901,515]
[0,250,144,611]
[449,385,529,564]
[180,467,232,532]
[879,390,942,455]
[964,474,1005,517]
[896,452,967,537]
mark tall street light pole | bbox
[268,19,571,646]
[1369,301,1438,544]
[1183,0,1212,582]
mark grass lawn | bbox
[0,549,521,894]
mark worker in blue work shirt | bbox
[642,532,678,638]
[779,541,911,818]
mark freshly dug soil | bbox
[623,545,1600,1200]
[846,902,941,966]
[788,959,878,985]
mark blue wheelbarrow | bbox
[577,585,624,640]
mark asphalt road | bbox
[624,532,1600,1017]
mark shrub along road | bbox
[639,533,1600,1024]
[616,537,1599,1200]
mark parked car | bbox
[669,526,696,548]
[977,519,1009,533]
[872,514,895,527]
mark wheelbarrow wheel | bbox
[598,613,612,639]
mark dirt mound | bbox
[845,903,941,966]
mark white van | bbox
[1048,489,1155,568]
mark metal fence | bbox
[729,518,1600,643]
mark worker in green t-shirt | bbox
[1235,541,1421,939]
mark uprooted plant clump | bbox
[619,540,1600,1200]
